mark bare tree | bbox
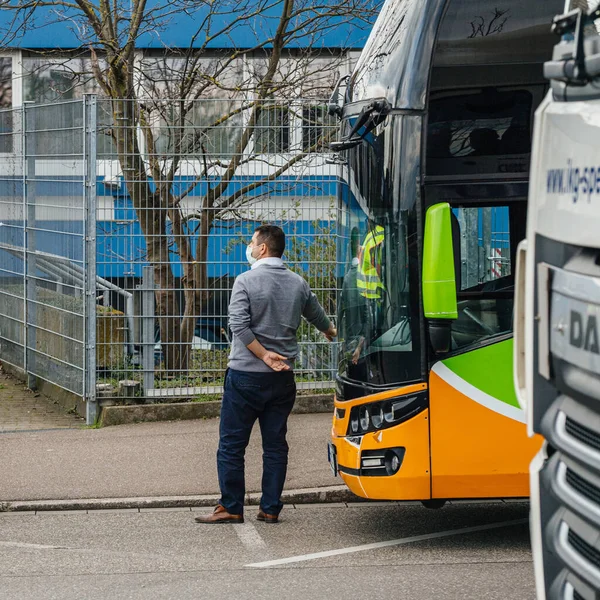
[0,0,376,375]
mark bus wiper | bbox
[545,5,600,85]
[330,99,391,152]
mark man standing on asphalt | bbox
[195,224,337,525]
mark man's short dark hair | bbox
[255,224,285,258]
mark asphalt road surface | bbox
[0,501,534,600]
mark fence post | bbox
[23,101,37,389]
[83,95,98,424]
[140,265,155,399]
[21,103,26,375]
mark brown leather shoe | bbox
[256,509,279,524]
[194,505,244,524]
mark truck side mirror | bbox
[422,203,458,354]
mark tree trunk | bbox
[179,208,212,367]
[168,195,199,373]
[111,98,185,376]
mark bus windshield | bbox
[337,124,422,387]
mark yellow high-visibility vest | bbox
[357,226,385,300]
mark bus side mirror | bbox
[422,203,458,354]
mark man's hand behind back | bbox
[262,351,291,371]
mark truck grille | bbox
[567,529,600,570]
[544,410,600,596]
[566,467,600,508]
[535,251,600,599]
[565,417,600,453]
[564,574,591,600]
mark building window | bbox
[254,104,290,154]
[24,65,75,103]
[0,57,13,153]
[302,105,331,152]
[0,57,12,108]
[22,58,104,103]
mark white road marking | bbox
[0,541,67,550]
[246,518,528,568]
[235,522,267,550]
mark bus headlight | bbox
[384,449,404,475]
[372,406,384,429]
[383,402,395,424]
[359,406,370,431]
[346,392,427,436]
[360,448,406,476]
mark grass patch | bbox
[191,394,222,402]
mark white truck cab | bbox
[514,3,600,598]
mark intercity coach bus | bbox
[327,0,563,505]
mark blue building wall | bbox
[0,175,337,281]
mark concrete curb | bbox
[1,485,361,513]
[100,394,334,427]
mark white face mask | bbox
[246,244,257,265]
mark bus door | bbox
[426,199,541,498]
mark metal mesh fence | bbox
[94,98,339,401]
[0,107,24,372]
[0,96,341,417]
[0,99,96,419]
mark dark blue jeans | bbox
[217,368,296,516]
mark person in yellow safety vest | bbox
[354,224,385,366]
[356,225,385,301]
